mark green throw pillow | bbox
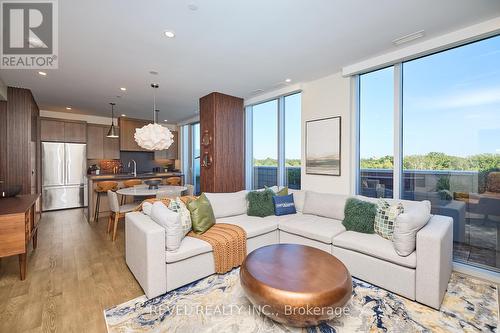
[342,198,377,234]
[247,189,275,217]
[186,193,215,234]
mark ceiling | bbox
[1,0,499,123]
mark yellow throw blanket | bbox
[188,224,247,274]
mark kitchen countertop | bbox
[88,172,183,181]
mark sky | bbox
[252,93,301,160]
[360,34,500,159]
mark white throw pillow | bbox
[150,201,183,252]
[288,189,306,212]
[302,191,348,221]
[204,191,247,218]
[168,197,192,236]
[392,200,431,256]
[142,201,153,216]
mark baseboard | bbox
[453,262,500,284]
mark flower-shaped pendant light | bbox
[134,83,174,151]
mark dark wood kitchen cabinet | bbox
[199,92,244,193]
[0,87,41,196]
[87,124,120,159]
[40,118,87,143]
[119,117,150,151]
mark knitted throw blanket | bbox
[188,224,247,274]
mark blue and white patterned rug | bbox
[105,270,498,332]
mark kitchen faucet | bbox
[128,159,137,177]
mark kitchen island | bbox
[87,172,183,222]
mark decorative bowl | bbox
[144,179,161,190]
[0,185,22,198]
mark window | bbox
[357,35,500,272]
[358,67,394,198]
[252,99,278,189]
[246,92,302,190]
[180,122,201,195]
[284,93,302,189]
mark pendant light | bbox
[134,83,174,150]
[106,102,119,138]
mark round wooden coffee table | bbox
[240,244,352,327]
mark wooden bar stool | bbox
[93,181,118,223]
[165,177,181,186]
[121,179,142,204]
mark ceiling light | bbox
[285,78,292,83]
[164,119,168,122]
[38,71,47,76]
[106,103,119,138]
[134,83,174,150]
[188,3,198,11]
[121,114,126,117]
[149,70,159,75]
[164,30,175,38]
[65,107,72,110]
[392,30,425,46]
[120,87,127,91]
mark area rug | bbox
[104,270,498,332]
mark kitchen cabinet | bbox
[41,118,87,143]
[0,87,41,195]
[87,124,120,159]
[154,130,179,160]
[119,117,150,151]
[64,121,87,143]
[40,119,65,142]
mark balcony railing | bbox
[253,166,301,190]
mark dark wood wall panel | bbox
[0,87,40,195]
[0,100,7,187]
[199,92,244,193]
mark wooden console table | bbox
[0,194,40,280]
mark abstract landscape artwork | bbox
[306,116,341,176]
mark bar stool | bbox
[93,181,118,223]
[121,179,142,204]
[165,177,181,186]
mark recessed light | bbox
[38,71,47,76]
[121,114,126,117]
[164,30,175,38]
[392,30,425,46]
[164,119,168,122]
[285,78,292,83]
[188,3,198,11]
[149,70,159,75]
[120,87,127,91]
[65,107,72,110]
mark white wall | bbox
[300,72,352,194]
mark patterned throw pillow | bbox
[374,199,404,240]
[168,197,192,236]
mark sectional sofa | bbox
[125,189,453,309]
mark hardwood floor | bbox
[0,208,142,333]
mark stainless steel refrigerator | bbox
[42,142,88,211]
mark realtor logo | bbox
[1,0,58,69]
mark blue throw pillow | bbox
[273,194,296,216]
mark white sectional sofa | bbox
[125,190,453,309]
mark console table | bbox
[0,194,40,280]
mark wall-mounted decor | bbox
[305,116,341,176]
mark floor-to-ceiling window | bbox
[358,67,394,198]
[191,123,200,195]
[252,99,279,189]
[246,92,302,190]
[284,93,302,189]
[357,35,500,271]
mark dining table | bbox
[116,185,188,198]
